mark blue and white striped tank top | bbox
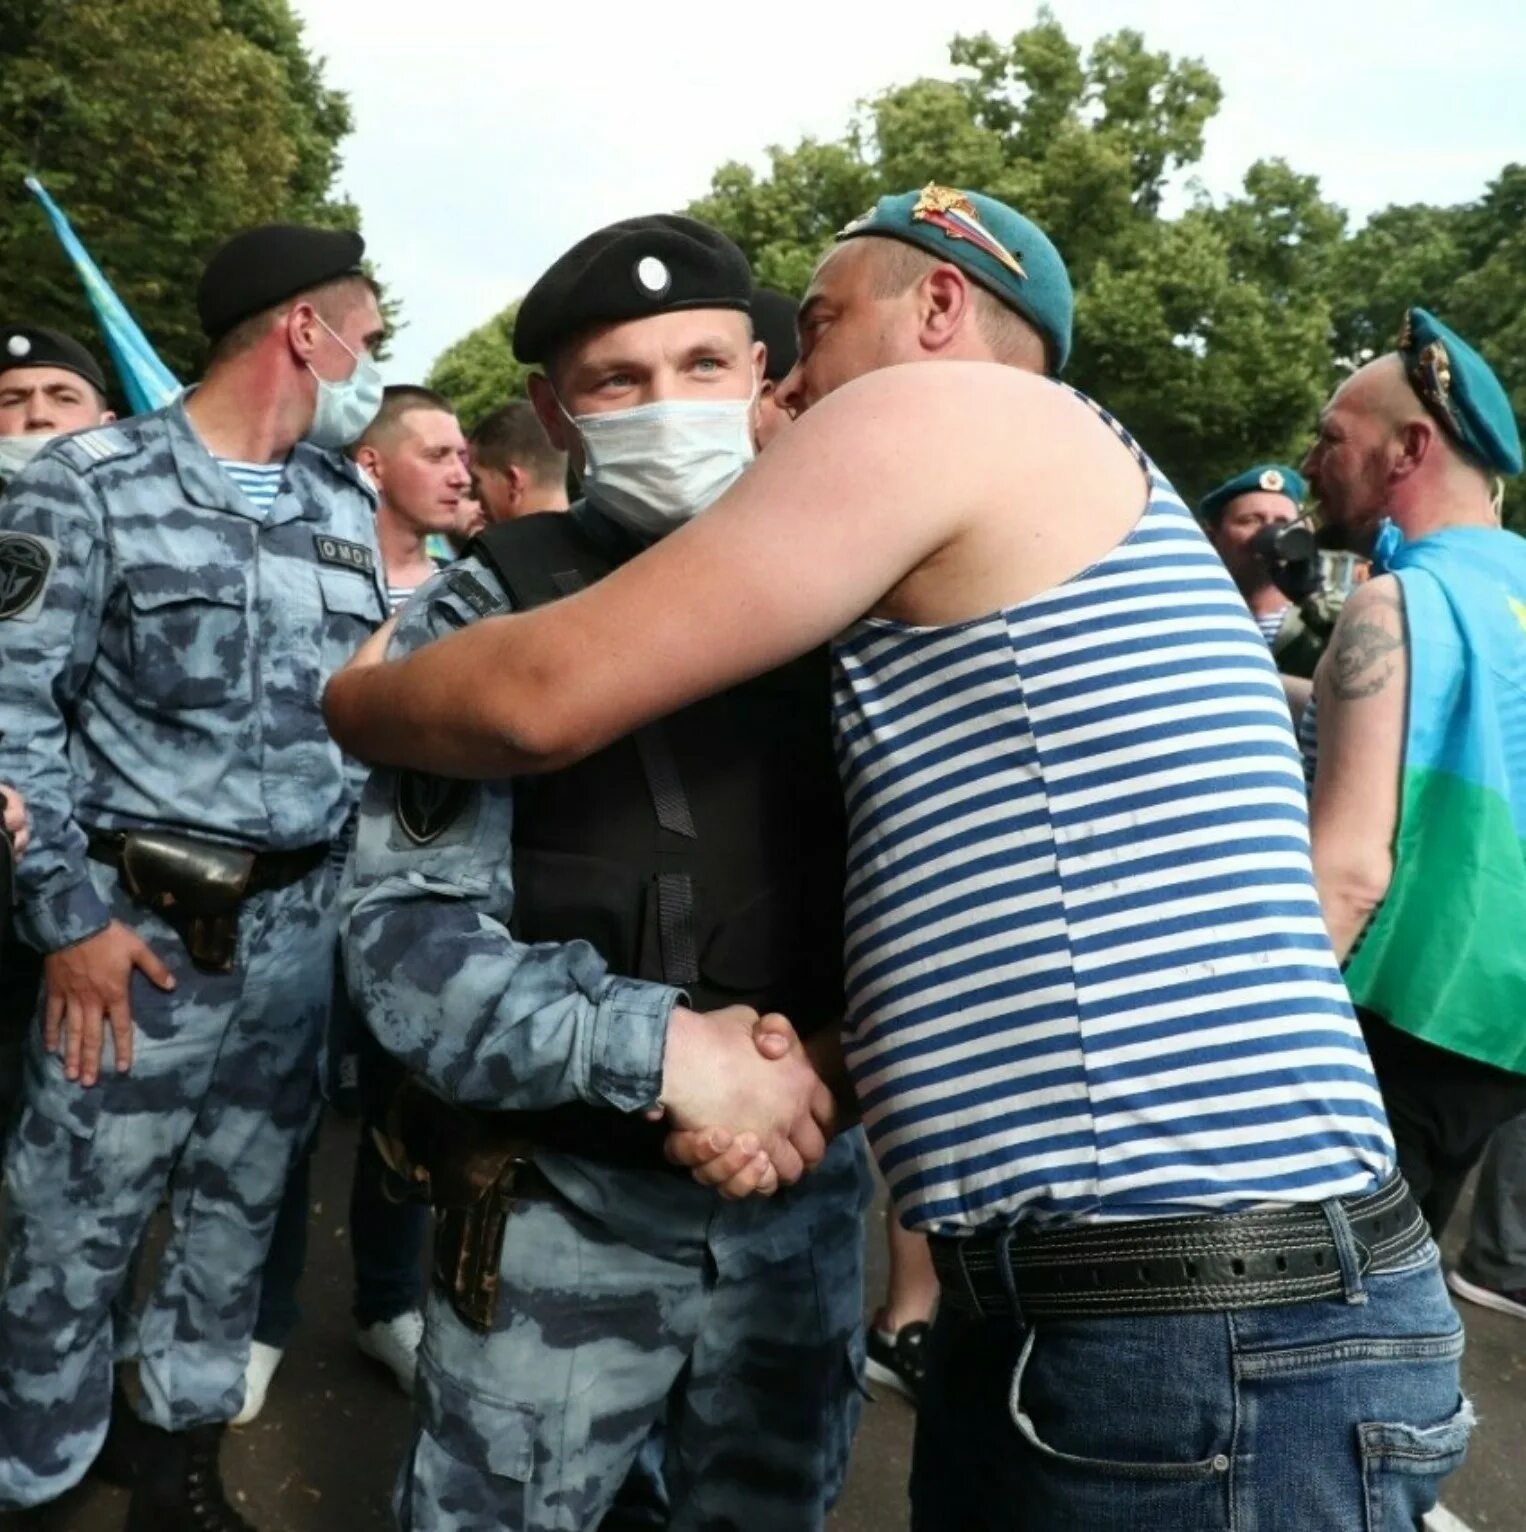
[833,394,1394,1236]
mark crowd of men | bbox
[0,179,1522,1532]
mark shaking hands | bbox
[657,1005,842,1200]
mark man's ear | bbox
[1391,419,1434,485]
[353,442,384,490]
[919,265,972,353]
[528,373,574,452]
[285,299,323,364]
[99,409,117,425]
[505,463,529,507]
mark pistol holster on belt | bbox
[117,831,255,973]
[373,1076,537,1334]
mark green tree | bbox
[425,301,532,430]
[685,10,1349,500]
[0,0,362,389]
[1328,165,1526,528]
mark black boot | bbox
[91,1382,155,1488]
[124,1424,255,1532]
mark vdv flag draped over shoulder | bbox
[25,175,181,414]
[1344,527,1526,1075]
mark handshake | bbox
[655,1003,845,1199]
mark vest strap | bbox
[471,510,703,980]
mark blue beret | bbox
[1198,464,1307,523]
[836,184,1073,374]
[1399,308,1522,476]
[0,323,106,394]
[197,224,366,341]
[514,215,752,366]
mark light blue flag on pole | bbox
[25,175,182,414]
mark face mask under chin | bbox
[0,432,57,479]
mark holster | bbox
[373,1076,538,1334]
[116,831,255,973]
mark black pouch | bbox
[117,830,255,973]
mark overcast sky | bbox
[290,0,1525,384]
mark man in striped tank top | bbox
[325,187,1466,1530]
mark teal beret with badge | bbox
[1398,307,1522,476]
[1198,464,1306,524]
[836,183,1073,374]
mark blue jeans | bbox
[910,1236,1469,1531]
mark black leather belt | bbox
[930,1174,1429,1320]
[86,831,329,896]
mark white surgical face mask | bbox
[305,316,384,450]
[0,432,56,480]
[564,392,756,539]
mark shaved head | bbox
[1306,350,1493,551]
[1330,354,1425,434]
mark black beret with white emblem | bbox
[513,215,752,365]
[197,223,366,341]
[0,324,107,394]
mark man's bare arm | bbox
[1282,673,1313,723]
[1309,576,1408,963]
[323,364,1042,778]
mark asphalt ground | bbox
[9,1113,1520,1531]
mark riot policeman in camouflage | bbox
[0,225,388,1529]
[340,215,872,1532]
[0,324,115,1137]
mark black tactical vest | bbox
[467,507,846,1160]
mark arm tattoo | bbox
[1330,591,1403,701]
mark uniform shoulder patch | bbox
[446,570,507,619]
[54,427,134,473]
[395,772,471,846]
[0,532,58,622]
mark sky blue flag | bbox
[25,175,182,414]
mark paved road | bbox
[14,1115,1520,1530]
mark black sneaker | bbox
[865,1319,930,1402]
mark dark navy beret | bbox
[0,324,106,394]
[197,223,366,341]
[751,288,800,382]
[1198,464,1307,523]
[514,215,752,366]
[1399,307,1522,476]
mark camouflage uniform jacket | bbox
[0,396,386,954]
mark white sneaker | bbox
[356,1310,425,1395]
[232,1341,285,1427]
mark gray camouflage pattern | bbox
[0,399,381,1508]
[0,858,336,1507]
[0,398,385,953]
[342,550,872,1531]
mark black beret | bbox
[0,324,107,394]
[514,215,752,365]
[197,223,366,341]
[751,288,800,382]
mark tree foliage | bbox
[427,9,1523,526]
[424,301,531,431]
[0,0,362,388]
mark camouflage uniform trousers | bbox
[396,1131,874,1532]
[0,857,337,1509]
